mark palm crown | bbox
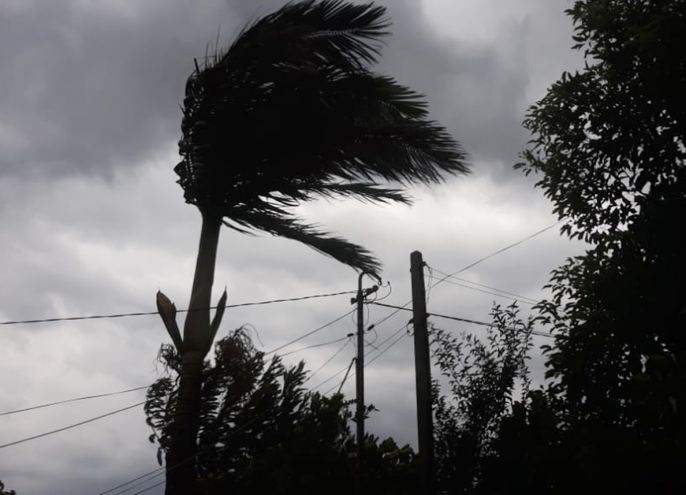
[175,0,468,274]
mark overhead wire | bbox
[130,480,164,495]
[309,362,352,391]
[99,406,275,495]
[304,337,353,383]
[279,334,351,357]
[110,324,405,493]
[0,290,357,326]
[365,221,561,329]
[427,266,538,304]
[0,385,148,416]
[432,220,561,285]
[370,301,551,338]
[100,300,397,493]
[0,290,381,486]
[0,401,145,450]
[3,310,358,419]
[264,308,355,355]
[100,467,166,495]
[435,278,536,306]
[336,358,357,395]
[365,328,409,367]
[323,323,410,395]
[6,224,560,485]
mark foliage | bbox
[518,0,686,419]
[430,304,533,493]
[176,0,468,275]
[511,0,686,492]
[146,328,416,494]
[517,0,686,244]
[162,1,467,491]
[0,481,15,495]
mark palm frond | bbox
[226,0,390,72]
[225,209,381,276]
[175,0,470,274]
[309,182,412,204]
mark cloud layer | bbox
[0,1,584,493]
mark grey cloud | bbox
[0,0,232,178]
[0,1,587,493]
[1,0,579,182]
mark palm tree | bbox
[156,1,469,493]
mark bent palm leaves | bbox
[175,0,468,274]
[161,2,468,494]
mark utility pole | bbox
[355,271,366,450]
[410,251,435,495]
[354,272,380,448]
[353,271,379,495]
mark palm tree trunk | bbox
[166,209,222,495]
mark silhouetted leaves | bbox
[175,0,468,274]
[0,481,16,495]
[512,0,686,492]
[430,304,533,493]
[146,328,416,494]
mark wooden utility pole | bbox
[355,270,366,450]
[353,272,379,495]
[353,272,380,448]
[410,251,435,495]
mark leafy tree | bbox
[514,0,686,491]
[430,304,533,493]
[0,481,16,495]
[146,328,416,494]
[157,1,467,491]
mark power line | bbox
[96,310,361,494]
[315,320,412,395]
[279,334,352,357]
[372,320,411,350]
[110,329,402,493]
[365,221,560,330]
[323,325,409,395]
[100,467,166,495]
[310,362,352,391]
[0,290,357,326]
[0,401,145,450]
[435,278,536,306]
[305,337,352,383]
[131,480,164,495]
[319,322,410,394]
[99,404,277,495]
[432,221,561,284]
[264,309,355,355]
[366,329,408,367]
[101,323,401,493]
[336,358,356,394]
[5,313,354,419]
[370,302,551,338]
[0,385,148,416]
[427,266,539,304]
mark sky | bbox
[0,1,584,493]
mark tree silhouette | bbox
[513,0,686,491]
[430,304,533,493]
[157,1,468,492]
[0,481,16,495]
[146,328,416,494]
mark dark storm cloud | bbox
[202,0,559,175]
[1,0,579,181]
[0,1,586,494]
[0,0,232,178]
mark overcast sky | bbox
[0,1,584,493]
